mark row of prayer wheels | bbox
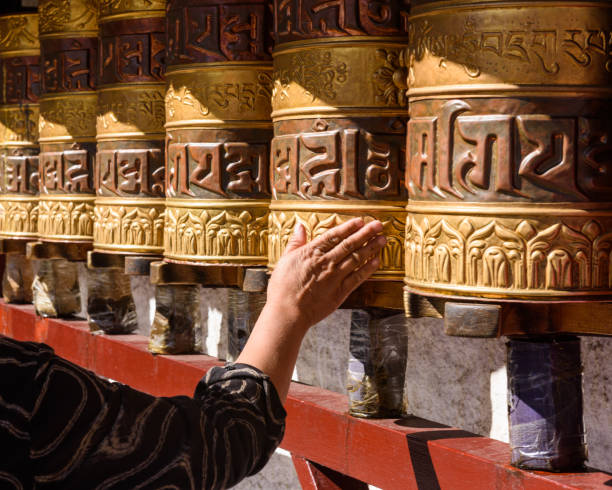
[1,0,609,307]
[0,0,609,475]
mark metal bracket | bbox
[26,241,92,261]
[149,261,268,292]
[0,238,29,255]
[341,280,404,310]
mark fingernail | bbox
[376,235,387,246]
[293,222,303,235]
[371,257,380,267]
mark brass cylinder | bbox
[163,0,272,265]
[0,14,40,241]
[268,1,410,281]
[404,0,612,302]
[37,0,98,243]
[94,0,166,255]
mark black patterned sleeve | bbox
[0,336,286,490]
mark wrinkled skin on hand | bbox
[266,218,386,333]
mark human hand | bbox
[265,218,386,333]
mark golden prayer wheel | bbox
[404,0,612,303]
[37,0,98,243]
[163,0,272,265]
[268,1,410,281]
[94,0,166,255]
[0,13,40,241]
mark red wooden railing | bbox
[1,300,610,489]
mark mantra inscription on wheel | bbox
[268,0,410,281]
[37,0,98,243]
[0,14,41,241]
[404,0,612,302]
[93,2,167,255]
[163,0,273,265]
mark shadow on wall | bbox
[294,309,352,394]
[403,317,508,442]
[403,317,612,474]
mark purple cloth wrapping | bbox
[507,337,587,471]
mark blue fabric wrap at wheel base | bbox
[507,336,587,471]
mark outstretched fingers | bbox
[284,222,307,254]
[308,217,365,254]
[340,255,381,296]
[324,219,384,265]
[335,234,386,278]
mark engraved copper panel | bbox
[94,7,166,255]
[269,0,410,280]
[164,0,273,265]
[404,0,612,301]
[38,0,98,243]
[0,14,41,240]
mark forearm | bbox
[236,219,385,403]
[236,304,307,402]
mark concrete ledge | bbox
[0,300,610,489]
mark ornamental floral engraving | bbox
[0,200,38,236]
[99,0,166,16]
[38,199,94,239]
[269,210,405,274]
[94,204,164,249]
[273,50,348,104]
[164,206,269,260]
[0,15,38,51]
[405,215,612,293]
[39,0,97,35]
[39,0,71,33]
[373,49,408,107]
[165,83,209,120]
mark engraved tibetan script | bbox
[166,141,269,198]
[40,148,93,194]
[407,99,612,202]
[42,38,96,93]
[166,1,269,64]
[3,155,39,194]
[409,19,612,77]
[272,127,404,200]
[274,0,409,41]
[4,57,41,104]
[96,148,164,197]
[99,30,165,84]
